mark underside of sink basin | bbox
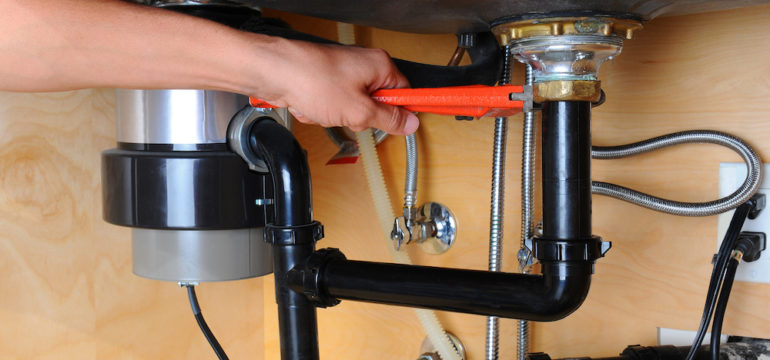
[226,0,769,33]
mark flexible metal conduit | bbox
[401,44,467,215]
[402,44,464,219]
[486,44,512,360]
[517,63,536,360]
[592,130,762,216]
[405,134,418,211]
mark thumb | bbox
[372,102,420,135]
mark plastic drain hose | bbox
[356,129,462,360]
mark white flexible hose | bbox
[340,23,460,360]
[336,22,356,46]
[355,130,462,360]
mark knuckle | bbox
[349,116,369,131]
[347,103,375,131]
[370,48,391,62]
[383,106,403,133]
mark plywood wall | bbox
[0,3,768,360]
[0,90,265,359]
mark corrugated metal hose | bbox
[404,133,418,211]
[592,130,762,216]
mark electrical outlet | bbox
[717,163,770,284]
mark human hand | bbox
[247,37,419,135]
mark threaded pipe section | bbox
[521,64,536,250]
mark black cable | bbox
[186,285,229,360]
[710,257,740,360]
[684,257,727,360]
[684,202,752,360]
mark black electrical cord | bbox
[710,256,740,360]
[186,285,229,360]
[684,254,730,360]
[683,202,752,360]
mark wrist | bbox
[225,33,294,103]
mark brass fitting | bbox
[494,16,641,101]
[534,80,602,102]
[492,17,642,45]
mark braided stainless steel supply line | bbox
[516,64,535,360]
[486,44,512,360]
[402,44,465,222]
[592,130,761,216]
[404,134,418,212]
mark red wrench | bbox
[249,84,531,118]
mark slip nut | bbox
[534,80,602,102]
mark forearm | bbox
[0,0,267,94]
[0,0,419,134]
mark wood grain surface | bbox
[0,3,768,359]
[0,89,265,359]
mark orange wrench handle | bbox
[249,84,526,118]
[372,85,525,118]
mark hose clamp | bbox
[265,221,324,245]
[288,248,346,308]
[533,236,610,262]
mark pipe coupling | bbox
[287,248,346,308]
[533,236,610,262]
[534,80,602,102]
[265,222,325,245]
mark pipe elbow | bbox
[528,262,593,321]
[249,119,307,175]
[248,118,313,226]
